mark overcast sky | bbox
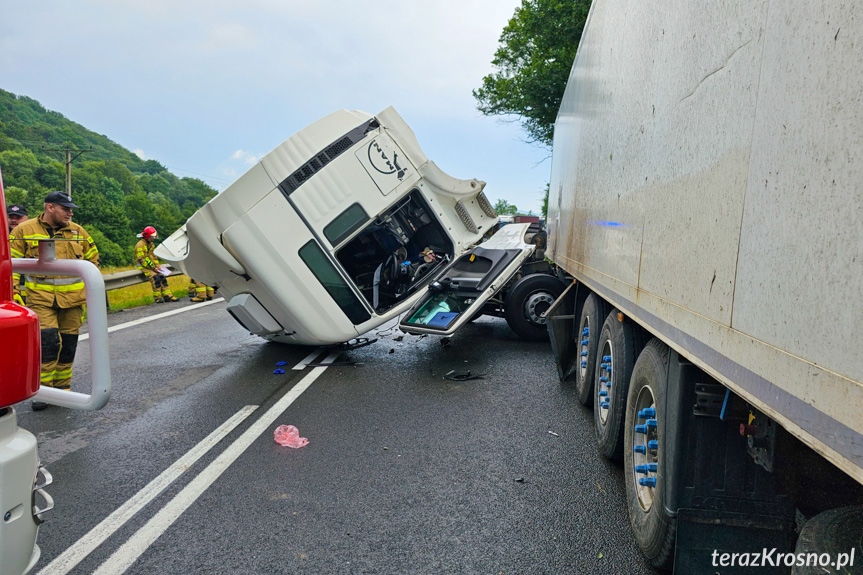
[0,0,553,213]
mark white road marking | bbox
[92,351,341,575]
[79,298,224,341]
[293,347,325,370]
[37,405,258,575]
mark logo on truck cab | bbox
[368,140,408,180]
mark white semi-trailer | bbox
[545,0,863,572]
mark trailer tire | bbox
[792,506,863,574]
[574,293,608,406]
[624,338,676,571]
[594,310,639,460]
[503,274,565,341]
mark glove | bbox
[13,292,25,306]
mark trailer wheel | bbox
[574,293,608,406]
[624,338,675,571]
[792,506,863,574]
[594,310,639,460]
[503,274,565,341]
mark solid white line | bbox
[93,351,340,575]
[293,347,324,370]
[37,405,258,575]
[79,298,224,341]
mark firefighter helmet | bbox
[142,226,157,239]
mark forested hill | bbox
[0,88,217,266]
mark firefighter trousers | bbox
[145,271,175,302]
[188,279,214,301]
[31,302,84,390]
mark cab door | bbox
[398,223,535,337]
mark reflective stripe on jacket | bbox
[10,214,99,308]
[134,239,160,272]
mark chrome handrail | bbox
[12,240,111,410]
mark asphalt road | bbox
[16,298,657,575]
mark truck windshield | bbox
[335,189,453,314]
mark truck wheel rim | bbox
[598,340,613,425]
[525,292,554,325]
[633,386,658,511]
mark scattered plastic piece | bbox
[273,369,285,374]
[548,430,559,437]
[275,361,287,366]
[514,477,526,483]
[394,335,404,342]
[389,348,395,354]
[274,425,309,448]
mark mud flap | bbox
[544,280,578,382]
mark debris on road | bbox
[389,348,395,354]
[548,430,559,437]
[337,337,377,351]
[514,477,526,483]
[440,337,451,348]
[394,335,404,342]
[275,361,287,366]
[273,369,285,374]
[274,425,309,448]
[443,370,485,381]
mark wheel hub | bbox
[598,342,613,425]
[633,386,659,511]
[525,292,554,324]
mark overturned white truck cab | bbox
[157,108,563,345]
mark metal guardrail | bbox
[102,266,185,292]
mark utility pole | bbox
[42,146,91,197]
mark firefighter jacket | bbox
[10,214,99,308]
[134,239,161,274]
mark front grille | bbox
[279,119,379,196]
[455,200,478,234]
[476,190,497,218]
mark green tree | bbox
[494,199,519,215]
[473,0,591,147]
[86,227,126,267]
[125,191,157,237]
[74,186,131,248]
[0,149,40,188]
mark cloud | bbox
[230,150,258,165]
[133,149,148,160]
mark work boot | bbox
[31,401,48,411]
[153,297,164,304]
[190,297,205,303]
[163,295,179,302]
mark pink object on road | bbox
[274,425,309,448]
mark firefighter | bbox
[134,226,178,303]
[7,204,28,234]
[7,204,29,305]
[9,191,99,410]
[187,279,214,302]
